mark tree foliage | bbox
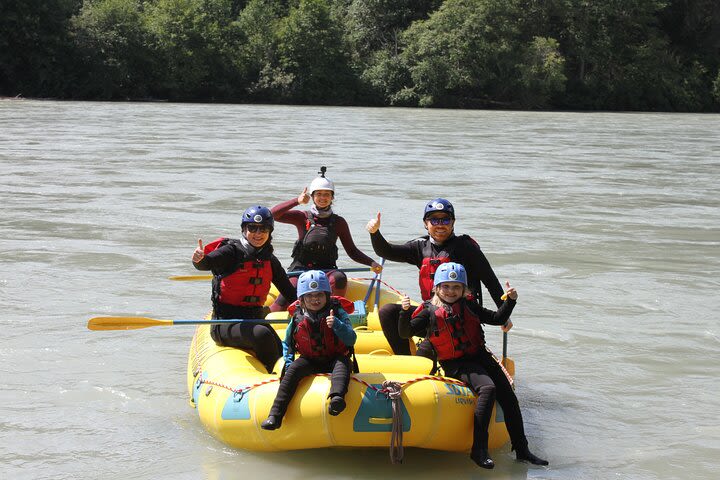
[0,0,718,111]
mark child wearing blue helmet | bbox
[398,262,548,469]
[261,270,357,430]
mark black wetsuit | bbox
[370,231,505,354]
[193,239,296,372]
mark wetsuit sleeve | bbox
[398,307,413,339]
[271,256,298,303]
[192,243,237,273]
[370,231,420,265]
[465,238,504,308]
[282,322,295,368]
[469,298,516,326]
[335,216,376,266]
[270,198,307,236]
[332,308,357,346]
[400,304,430,338]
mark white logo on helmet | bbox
[433,202,445,210]
[309,281,319,289]
[253,214,263,223]
[448,271,458,280]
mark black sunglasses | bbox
[246,224,271,233]
[427,217,452,226]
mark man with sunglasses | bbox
[192,205,297,373]
[366,198,507,355]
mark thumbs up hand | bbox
[366,211,381,234]
[298,187,310,205]
[504,280,518,301]
[192,239,205,263]
[326,309,335,328]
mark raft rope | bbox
[350,277,404,296]
[380,380,404,464]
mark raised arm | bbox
[270,256,297,304]
[465,237,504,307]
[334,216,377,267]
[270,196,307,236]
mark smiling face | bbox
[424,212,455,243]
[301,291,328,312]
[436,281,465,304]
[243,224,271,248]
[312,190,334,209]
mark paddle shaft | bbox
[87,316,288,331]
[362,258,385,305]
[169,267,370,281]
[374,259,386,310]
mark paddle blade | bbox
[87,316,172,331]
[168,275,213,281]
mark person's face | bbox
[301,291,327,312]
[244,224,271,247]
[424,213,454,243]
[312,190,333,209]
[436,281,465,303]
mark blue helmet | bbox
[241,205,274,231]
[297,270,331,297]
[423,198,455,219]
[433,262,467,286]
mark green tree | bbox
[71,0,159,99]
[268,0,356,104]
[0,0,80,97]
[518,36,566,108]
[232,0,284,100]
[144,0,240,99]
[339,0,440,104]
[400,0,539,107]
[553,0,707,110]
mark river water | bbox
[1,100,718,480]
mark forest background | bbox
[2,0,719,111]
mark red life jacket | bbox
[417,300,486,360]
[290,211,339,269]
[417,235,481,301]
[418,256,451,300]
[204,238,273,307]
[290,297,354,358]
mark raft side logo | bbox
[444,383,475,405]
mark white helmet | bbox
[309,166,335,194]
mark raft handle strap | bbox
[381,380,404,464]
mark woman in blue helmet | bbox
[261,270,357,430]
[269,167,382,311]
[399,262,547,469]
[192,205,297,373]
[366,198,508,355]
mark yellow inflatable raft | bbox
[186,277,515,453]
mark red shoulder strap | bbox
[287,299,301,316]
[203,237,228,255]
[331,296,355,314]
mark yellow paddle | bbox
[168,267,371,281]
[167,275,212,281]
[87,316,288,331]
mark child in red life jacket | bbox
[261,270,357,430]
[398,262,548,469]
